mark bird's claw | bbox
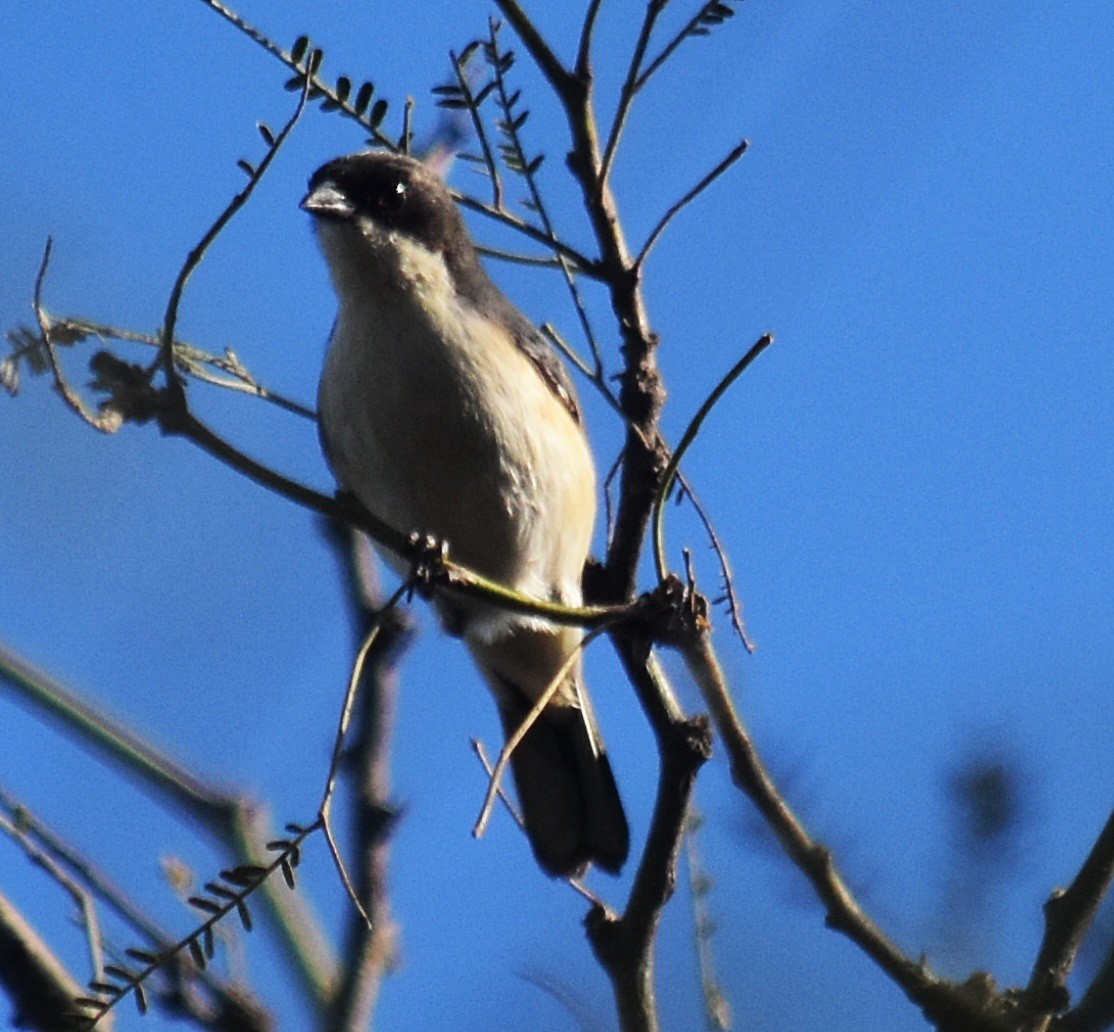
[406,531,450,599]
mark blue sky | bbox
[1,2,1111,1030]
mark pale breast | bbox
[318,266,596,608]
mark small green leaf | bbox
[236,159,255,178]
[335,76,351,104]
[135,982,148,1015]
[281,857,296,889]
[437,97,471,110]
[257,122,275,146]
[370,98,389,129]
[308,48,324,76]
[290,35,309,64]
[203,926,216,959]
[284,73,305,92]
[188,938,207,969]
[236,899,254,932]
[527,154,545,174]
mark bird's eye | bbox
[378,179,407,211]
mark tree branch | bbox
[1027,808,1114,1023]
[0,891,92,1032]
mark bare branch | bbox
[635,0,740,93]
[599,0,669,190]
[0,787,271,1030]
[448,45,504,209]
[635,137,749,270]
[33,240,123,434]
[1028,808,1114,1020]
[652,333,773,581]
[0,812,106,992]
[0,891,92,1032]
[156,76,311,390]
[317,583,412,932]
[484,19,605,376]
[684,812,732,1030]
[472,624,611,840]
[588,643,711,1032]
[675,474,755,653]
[458,192,602,273]
[319,523,408,1031]
[0,641,339,1008]
[675,629,1007,1030]
[490,0,573,95]
[575,0,608,79]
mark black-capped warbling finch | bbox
[302,150,629,877]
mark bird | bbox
[302,150,629,877]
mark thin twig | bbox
[635,0,732,93]
[599,0,668,190]
[476,244,564,267]
[542,321,602,389]
[472,624,611,839]
[8,316,316,419]
[652,333,773,581]
[458,193,602,274]
[684,812,732,1030]
[490,0,572,95]
[678,474,755,653]
[0,787,268,1029]
[71,825,319,1029]
[575,0,608,79]
[450,47,503,209]
[0,812,106,987]
[486,19,605,377]
[156,76,311,389]
[33,241,122,433]
[193,0,397,147]
[472,741,601,907]
[635,138,749,270]
[318,582,411,929]
[0,641,338,1008]
[1027,807,1114,1019]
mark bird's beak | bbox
[300,181,354,220]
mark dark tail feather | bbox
[497,696,629,878]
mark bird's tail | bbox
[468,626,629,878]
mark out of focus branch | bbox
[0,891,92,1032]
